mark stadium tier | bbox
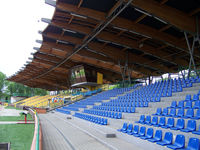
[55,76,200,150]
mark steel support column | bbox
[184,32,198,78]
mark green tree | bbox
[0,71,49,100]
[0,72,7,99]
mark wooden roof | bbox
[7,0,200,90]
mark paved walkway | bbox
[39,113,111,150]
[0,106,27,116]
[39,112,169,150]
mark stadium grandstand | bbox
[1,0,200,150]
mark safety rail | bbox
[29,108,42,150]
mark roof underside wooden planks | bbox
[7,0,200,90]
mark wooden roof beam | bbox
[55,2,191,56]
[49,19,188,66]
[131,0,197,33]
[44,32,179,73]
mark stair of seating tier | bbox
[107,83,200,146]
[109,119,199,146]
[70,83,200,117]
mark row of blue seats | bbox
[184,94,200,101]
[62,106,79,111]
[109,97,161,102]
[101,101,149,107]
[118,123,200,149]
[83,109,122,119]
[169,100,200,109]
[93,106,135,113]
[56,108,71,114]
[74,112,108,125]
[136,115,200,134]
[153,108,200,119]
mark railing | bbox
[29,109,42,150]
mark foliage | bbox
[0,72,7,99]
[0,71,49,100]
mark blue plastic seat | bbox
[167,134,185,149]
[170,101,177,108]
[167,109,176,117]
[185,101,192,109]
[154,117,165,127]
[182,138,200,150]
[192,109,200,119]
[171,119,185,130]
[192,125,200,135]
[117,123,128,132]
[192,94,199,101]
[111,112,114,118]
[104,118,108,125]
[133,126,146,137]
[118,112,122,119]
[162,118,174,129]
[175,109,184,118]
[183,109,194,118]
[185,95,191,101]
[130,125,139,135]
[181,120,196,132]
[135,115,145,124]
[162,108,168,116]
[193,101,200,109]
[156,132,173,146]
[140,128,153,140]
[150,116,158,126]
[125,124,133,134]
[153,108,162,116]
[177,101,184,108]
[144,115,151,125]
[131,107,135,113]
[148,130,162,143]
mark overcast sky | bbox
[0,0,54,77]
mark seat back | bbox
[171,101,177,108]
[127,124,133,133]
[187,120,196,131]
[194,101,200,108]
[193,94,199,101]
[104,119,108,125]
[174,134,185,147]
[122,123,128,130]
[156,108,162,115]
[162,108,168,116]
[145,115,151,124]
[159,117,166,126]
[170,109,176,116]
[139,126,146,136]
[163,132,173,144]
[185,94,191,101]
[186,109,194,117]
[167,118,174,127]
[178,101,184,108]
[133,125,139,134]
[139,115,145,123]
[118,112,122,119]
[146,128,153,138]
[177,109,184,117]
[185,101,192,108]
[176,119,185,129]
[154,130,162,140]
[151,116,158,125]
[187,138,200,150]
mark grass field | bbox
[0,124,34,150]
